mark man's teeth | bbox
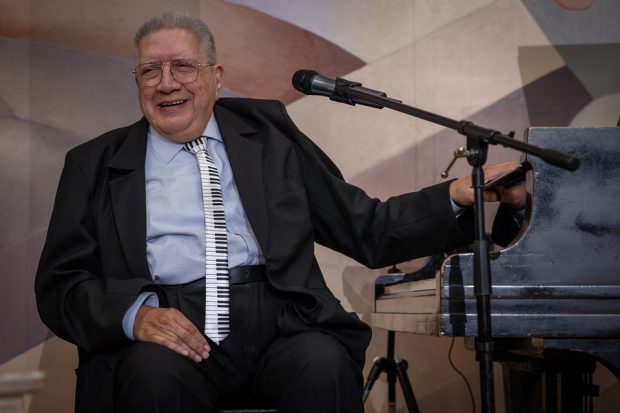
[160,100,185,107]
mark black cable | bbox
[448,336,476,413]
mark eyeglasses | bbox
[133,59,213,87]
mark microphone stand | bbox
[329,78,579,413]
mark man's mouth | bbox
[158,99,187,108]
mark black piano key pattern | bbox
[185,137,229,345]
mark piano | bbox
[371,127,620,412]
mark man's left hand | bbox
[449,162,526,210]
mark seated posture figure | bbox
[35,12,525,413]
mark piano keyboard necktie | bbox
[184,137,229,344]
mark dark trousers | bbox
[113,281,364,413]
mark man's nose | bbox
[157,63,180,91]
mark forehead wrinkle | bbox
[138,58,196,66]
[137,29,201,64]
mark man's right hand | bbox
[134,305,210,362]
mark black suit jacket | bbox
[35,98,471,408]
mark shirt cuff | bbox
[122,292,160,340]
[450,198,466,217]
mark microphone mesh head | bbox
[292,70,318,94]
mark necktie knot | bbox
[184,136,208,154]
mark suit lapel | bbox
[214,104,269,254]
[107,118,151,279]
[105,107,270,277]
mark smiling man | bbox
[35,12,524,413]
[136,27,222,143]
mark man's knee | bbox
[257,332,364,413]
[114,342,216,412]
[292,333,360,382]
[117,342,186,385]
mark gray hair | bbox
[134,12,217,64]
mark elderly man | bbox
[35,12,524,413]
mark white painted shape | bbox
[227,0,496,62]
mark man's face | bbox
[137,29,223,143]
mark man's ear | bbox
[214,64,224,95]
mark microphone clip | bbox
[330,77,363,106]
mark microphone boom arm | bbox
[336,83,579,171]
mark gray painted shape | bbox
[0,117,84,363]
[554,44,620,98]
[522,0,620,45]
[0,95,15,118]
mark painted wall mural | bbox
[1,0,618,411]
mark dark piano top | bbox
[441,127,620,341]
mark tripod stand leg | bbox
[395,358,421,413]
[363,331,421,412]
[387,331,397,413]
[362,357,384,402]
[388,366,397,413]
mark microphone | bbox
[292,70,389,108]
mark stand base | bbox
[363,331,420,413]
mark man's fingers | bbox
[483,190,499,203]
[134,306,211,361]
[144,318,209,361]
[150,330,207,363]
[450,162,524,207]
[483,162,520,182]
[174,320,211,358]
[495,184,527,210]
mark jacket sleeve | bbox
[276,102,473,269]
[35,151,151,353]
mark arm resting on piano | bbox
[449,161,527,248]
[449,162,527,211]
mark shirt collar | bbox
[147,115,223,164]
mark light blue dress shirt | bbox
[122,115,263,339]
[121,115,475,339]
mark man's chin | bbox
[151,122,198,144]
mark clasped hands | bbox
[449,161,526,210]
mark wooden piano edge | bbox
[370,312,439,336]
